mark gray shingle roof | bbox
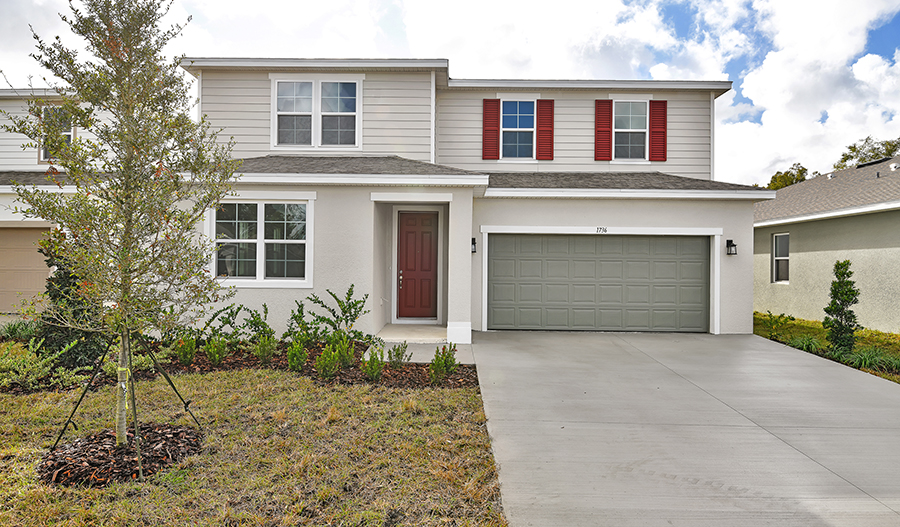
[0,171,69,186]
[238,155,477,175]
[488,172,763,191]
[754,156,900,223]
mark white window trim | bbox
[39,106,76,163]
[772,232,789,284]
[612,99,649,162]
[207,193,316,289]
[499,97,537,160]
[269,73,364,152]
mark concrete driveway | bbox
[472,331,900,526]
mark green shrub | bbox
[823,260,861,352]
[252,334,279,366]
[315,343,341,379]
[387,341,411,369]
[286,338,309,371]
[429,343,459,385]
[360,342,386,382]
[172,334,197,365]
[328,330,356,369]
[842,346,891,372]
[761,311,795,342]
[204,336,230,367]
[307,285,370,341]
[0,338,87,391]
[202,304,247,343]
[787,334,824,354]
[0,319,41,341]
[282,300,327,343]
[243,303,275,342]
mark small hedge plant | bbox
[429,343,459,384]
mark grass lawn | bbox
[0,369,506,526]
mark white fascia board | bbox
[483,188,775,200]
[238,173,489,187]
[0,88,61,99]
[181,57,449,71]
[0,185,74,194]
[449,78,732,94]
[480,225,723,236]
[754,199,900,227]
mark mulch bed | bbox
[37,423,202,487]
[85,340,479,390]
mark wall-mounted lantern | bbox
[471,237,477,253]
[726,239,738,256]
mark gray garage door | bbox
[488,234,709,332]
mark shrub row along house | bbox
[754,155,900,333]
[0,59,772,343]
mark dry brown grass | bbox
[0,369,506,526]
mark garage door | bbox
[0,228,49,313]
[488,234,709,332]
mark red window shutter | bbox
[648,100,667,162]
[536,99,554,160]
[594,100,612,161]
[482,99,500,160]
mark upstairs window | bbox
[772,233,789,283]
[502,101,534,158]
[614,101,647,160]
[272,77,361,149]
[40,107,73,162]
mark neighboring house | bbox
[0,59,772,343]
[754,156,900,333]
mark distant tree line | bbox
[764,135,900,190]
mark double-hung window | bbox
[613,101,647,160]
[215,202,309,282]
[501,101,535,158]
[40,107,74,162]
[772,233,789,282]
[272,75,362,149]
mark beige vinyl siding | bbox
[436,90,712,180]
[199,71,272,159]
[199,70,434,162]
[0,99,42,170]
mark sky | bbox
[1,0,899,186]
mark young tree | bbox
[2,0,238,446]
[823,260,861,352]
[833,135,900,170]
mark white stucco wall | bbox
[754,210,900,333]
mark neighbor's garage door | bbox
[488,234,709,332]
[0,228,48,313]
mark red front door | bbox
[398,212,438,318]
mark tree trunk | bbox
[115,328,131,446]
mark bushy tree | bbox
[767,163,817,190]
[823,260,861,352]
[833,135,900,170]
[2,0,238,445]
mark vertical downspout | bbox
[431,70,436,164]
[710,91,715,181]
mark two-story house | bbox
[0,59,772,343]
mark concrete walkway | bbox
[472,331,900,526]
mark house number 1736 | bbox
[596,227,608,233]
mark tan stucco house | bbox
[754,155,900,333]
[1,59,772,343]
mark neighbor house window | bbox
[613,101,647,159]
[40,107,74,162]
[216,202,307,280]
[501,100,534,158]
[772,233,789,282]
[272,77,361,148]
